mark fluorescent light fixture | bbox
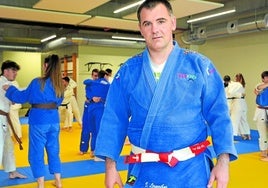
[41,34,57,43]
[114,0,145,14]
[112,35,145,41]
[0,45,40,51]
[187,8,236,23]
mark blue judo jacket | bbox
[96,41,238,187]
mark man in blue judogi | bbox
[95,1,237,188]
[80,70,110,157]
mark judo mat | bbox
[0,118,268,188]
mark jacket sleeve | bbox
[95,64,131,161]
[201,58,238,161]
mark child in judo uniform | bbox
[80,70,110,158]
[4,55,64,188]
[95,0,237,188]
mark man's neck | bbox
[148,44,174,65]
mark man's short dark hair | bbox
[98,70,108,78]
[261,71,268,79]
[92,68,99,74]
[62,76,70,82]
[1,60,20,75]
[137,0,173,22]
[223,75,231,82]
[105,68,112,75]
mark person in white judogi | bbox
[224,75,244,137]
[0,60,26,179]
[68,78,82,126]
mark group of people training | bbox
[79,68,111,159]
[1,55,63,188]
[223,73,251,140]
[0,54,111,188]
[224,71,268,162]
[1,0,268,188]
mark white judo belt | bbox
[125,140,210,167]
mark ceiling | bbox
[0,0,267,51]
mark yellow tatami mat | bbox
[1,122,268,188]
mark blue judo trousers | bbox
[95,41,237,188]
[5,78,63,178]
[80,78,110,153]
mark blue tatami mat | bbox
[234,130,259,154]
[0,117,260,188]
[0,157,128,187]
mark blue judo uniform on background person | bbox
[95,41,237,188]
[80,70,110,155]
[5,78,63,178]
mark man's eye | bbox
[158,20,165,24]
[143,22,151,27]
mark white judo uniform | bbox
[225,81,245,136]
[0,75,16,173]
[69,79,82,126]
[59,84,74,129]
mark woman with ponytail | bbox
[3,54,64,188]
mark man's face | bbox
[4,68,18,81]
[62,79,68,87]
[263,76,268,83]
[92,72,98,80]
[138,3,176,52]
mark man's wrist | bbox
[217,153,230,165]
[105,157,116,170]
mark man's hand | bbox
[207,153,230,188]
[92,96,101,103]
[105,158,124,188]
[255,83,268,95]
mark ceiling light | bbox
[113,0,145,14]
[0,45,40,51]
[41,34,57,43]
[187,8,236,24]
[112,35,145,41]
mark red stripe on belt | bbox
[125,140,210,167]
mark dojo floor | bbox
[1,118,268,188]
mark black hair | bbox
[98,70,108,78]
[92,68,99,74]
[261,71,268,79]
[1,60,20,75]
[62,76,70,82]
[223,75,231,82]
[105,68,112,74]
[137,0,173,22]
[223,75,231,87]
